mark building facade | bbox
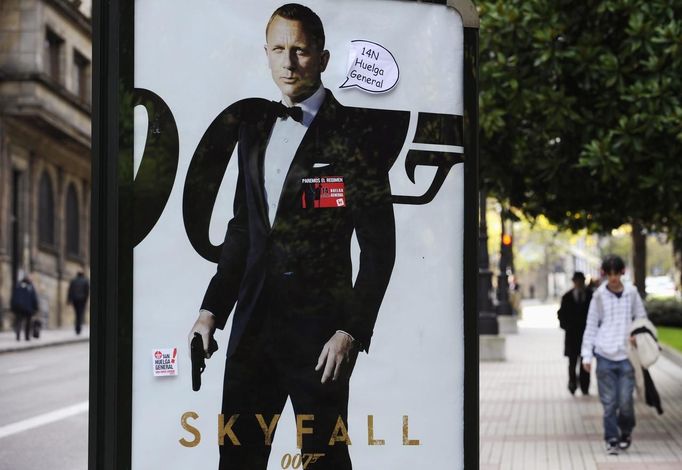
[0,0,91,329]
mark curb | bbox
[660,344,682,369]
[0,336,89,354]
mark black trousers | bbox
[13,311,32,340]
[568,354,591,393]
[219,315,353,470]
[73,301,86,334]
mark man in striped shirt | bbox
[581,255,647,455]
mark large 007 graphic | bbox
[130,87,464,255]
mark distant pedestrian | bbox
[10,275,39,341]
[581,255,647,455]
[67,271,90,335]
[509,278,523,316]
[558,271,592,395]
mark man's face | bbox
[265,16,329,105]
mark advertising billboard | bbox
[91,1,479,469]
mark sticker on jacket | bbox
[301,176,346,208]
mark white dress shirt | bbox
[264,85,326,226]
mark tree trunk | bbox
[631,221,647,298]
[673,228,682,292]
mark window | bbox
[73,50,91,103]
[45,28,64,83]
[38,172,55,247]
[66,184,80,257]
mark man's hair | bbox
[601,255,625,274]
[266,3,325,50]
[572,271,585,281]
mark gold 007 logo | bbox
[280,453,325,469]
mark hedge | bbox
[645,298,682,328]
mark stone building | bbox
[0,0,92,330]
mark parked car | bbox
[645,276,677,298]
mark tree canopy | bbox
[479,0,682,234]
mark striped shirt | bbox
[581,283,647,363]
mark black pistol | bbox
[190,332,218,392]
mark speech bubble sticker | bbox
[340,40,399,94]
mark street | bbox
[0,343,88,470]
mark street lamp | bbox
[496,209,513,316]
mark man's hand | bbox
[188,310,216,359]
[582,362,591,373]
[629,336,637,347]
[315,332,359,384]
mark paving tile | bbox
[0,326,89,353]
[481,303,682,468]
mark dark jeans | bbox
[13,311,33,341]
[568,354,590,393]
[596,354,635,442]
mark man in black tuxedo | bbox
[558,272,592,395]
[188,4,396,469]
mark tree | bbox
[478,0,682,294]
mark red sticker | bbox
[301,176,346,208]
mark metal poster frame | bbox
[90,0,480,468]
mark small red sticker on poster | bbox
[301,176,346,208]
[152,347,178,377]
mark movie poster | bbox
[132,1,465,468]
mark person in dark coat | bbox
[558,271,592,395]
[10,275,39,341]
[67,271,90,335]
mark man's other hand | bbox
[315,332,359,384]
[188,310,216,359]
[582,362,591,373]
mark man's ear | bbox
[319,49,330,73]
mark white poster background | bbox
[133,0,465,468]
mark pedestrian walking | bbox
[10,275,39,341]
[67,271,90,335]
[581,255,647,455]
[558,271,592,395]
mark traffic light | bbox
[500,232,513,275]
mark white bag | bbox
[629,318,660,369]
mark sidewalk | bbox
[0,325,89,354]
[480,303,682,470]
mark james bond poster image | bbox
[132,1,465,469]
[189,5,396,469]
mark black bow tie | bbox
[270,101,304,123]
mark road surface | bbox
[0,342,88,470]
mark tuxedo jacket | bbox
[201,91,397,357]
